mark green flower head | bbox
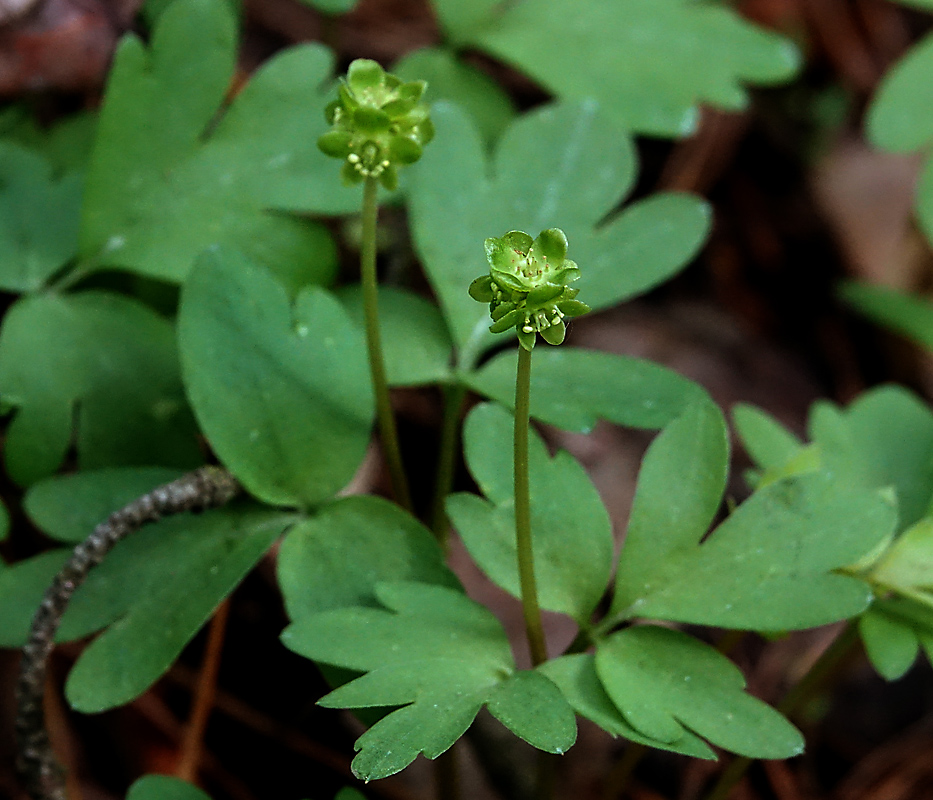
[317,59,434,191]
[469,228,590,351]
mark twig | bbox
[16,466,242,800]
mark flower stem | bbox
[360,176,412,512]
[514,345,547,667]
[430,384,466,548]
[702,621,860,800]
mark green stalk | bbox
[702,621,860,800]
[514,345,548,666]
[430,384,467,547]
[360,176,413,512]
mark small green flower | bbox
[469,228,590,351]
[317,59,434,191]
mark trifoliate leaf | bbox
[859,607,920,681]
[282,581,576,779]
[840,282,933,354]
[0,291,201,486]
[81,0,357,285]
[539,654,715,759]
[0,142,82,293]
[438,0,799,137]
[596,626,803,758]
[127,775,212,800]
[447,403,613,622]
[335,286,453,387]
[465,347,709,433]
[25,467,183,543]
[610,403,895,631]
[409,102,710,354]
[277,495,459,620]
[65,506,294,712]
[178,247,373,508]
[393,47,515,144]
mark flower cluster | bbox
[469,228,590,350]
[317,59,434,191]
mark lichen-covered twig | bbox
[16,466,242,800]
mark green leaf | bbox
[81,0,356,285]
[393,47,515,143]
[840,282,933,354]
[0,497,8,542]
[277,495,459,620]
[25,467,183,543]
[732,403,803,471]
[334,791,366,800]
[0,109,98,174]
[613,466,893,630]
[127,775,212,800]
[0,291,201,486]
[0,142,82,293]
[335,286,453,387]
[283,581,575,780]
[456,0,799,137]
[0,549,69,647]
[178,247,374,507]
[612,400,730,616]
[465,347,708,433]
[447,403,613,622]
[867,32,933,153]
[409,102,710,353]
[65,505,292,712]
[486,671,576,754]
[810,386,933,531]
[871,516,933,597]
[539,654,715,759]
[297,0,357,13]
[859,608,920,681]
[596,626,804,758]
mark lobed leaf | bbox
[0,142,82,293]
[25,467,183,543]
[277,494,459,621]
[335,286,453,387]
[0,291,201,486]
[859,607,920,681]
[596,626,804,759]
[612,405,895,631]
[0,549,70,648]
[539,654,716,759]
[466,346,708,433]
[65,506,293,712]
[440,0,799,137]
[178,247,374,508]
[0,109,97,175]
[282,581,576,780]
[448,403,613,622]
[409,101,710,353]
[81,0,355,285]
[732,404,803,472]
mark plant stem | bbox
[360,175,412,513]
[702,621,860,800]
[514,345,547,667]
[176,599,231,783]
[430,384,466,548]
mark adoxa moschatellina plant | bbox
[317,58,435,513]
[470,227,590,664]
